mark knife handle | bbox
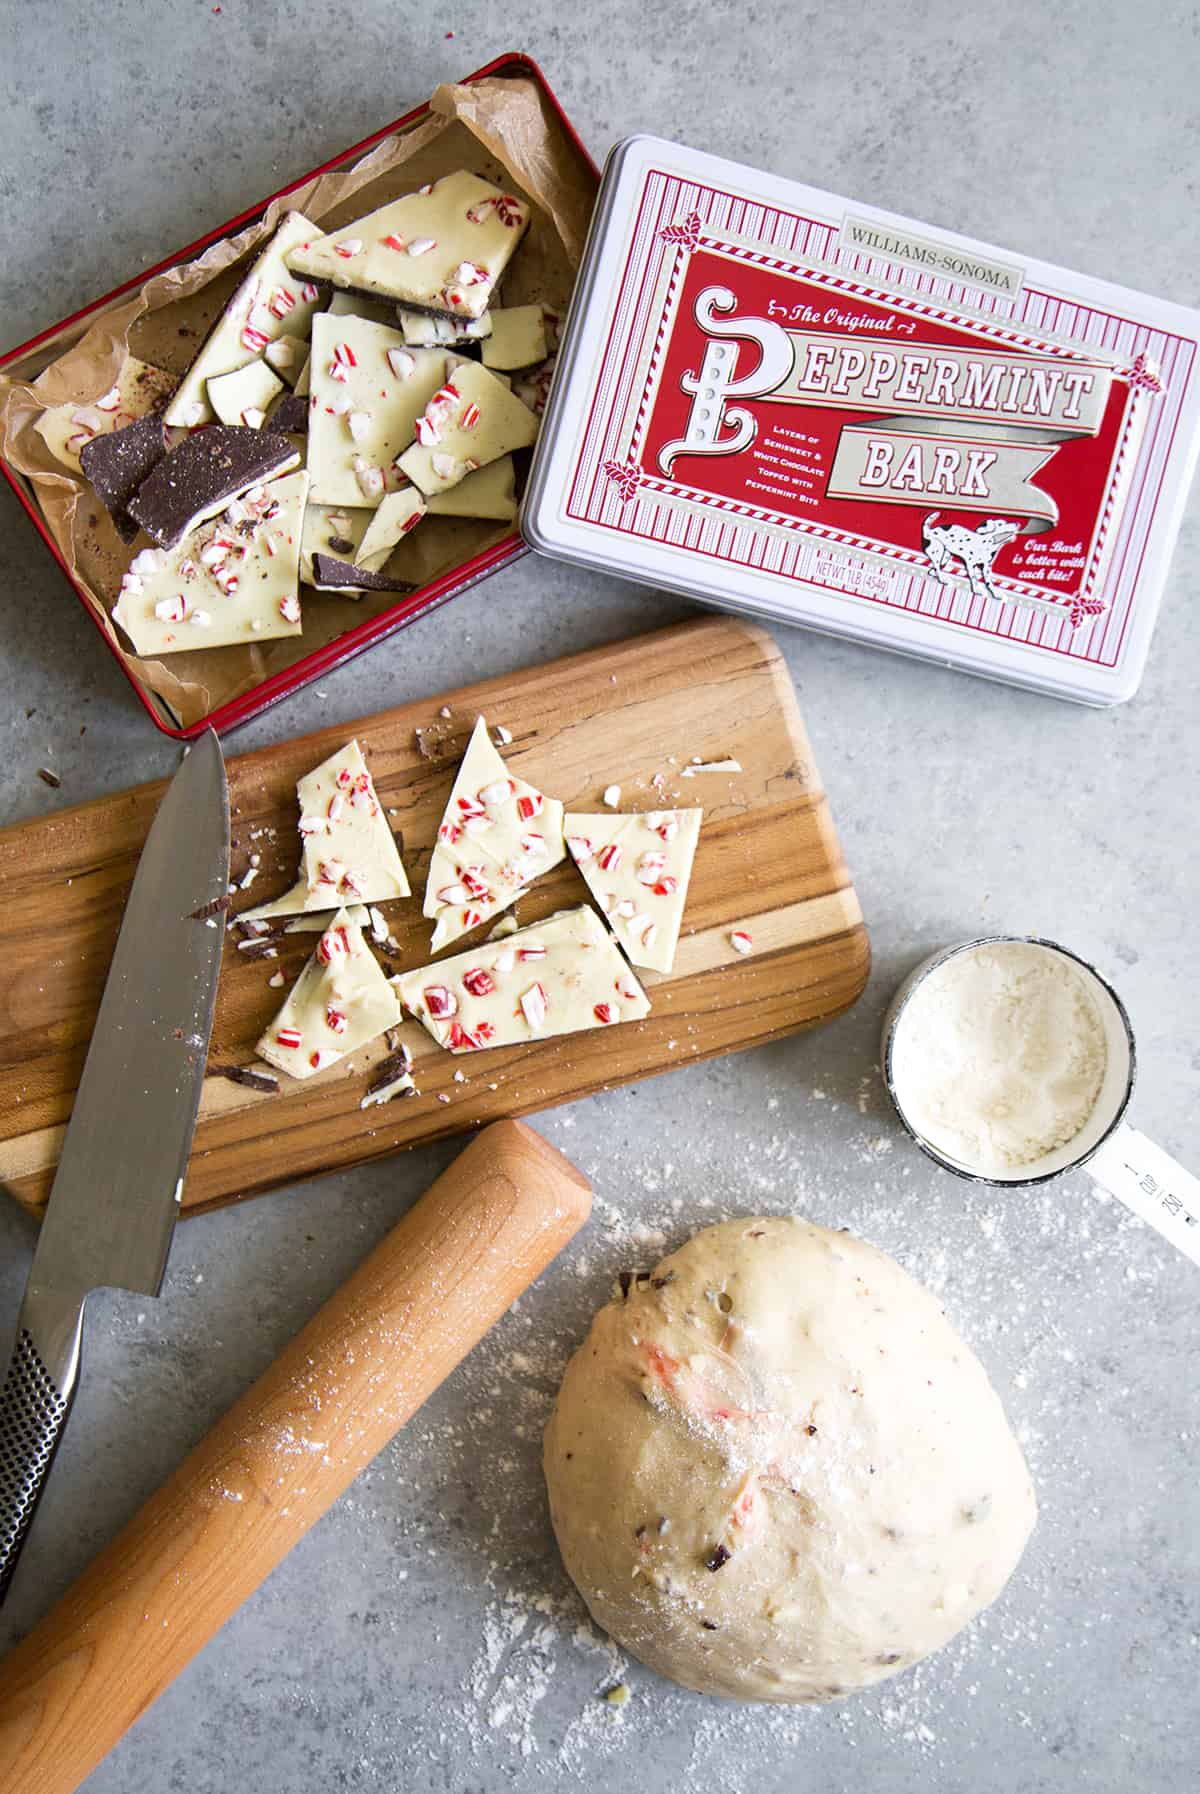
[0,1289,84,1606]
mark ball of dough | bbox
[543,1216,1035,1702]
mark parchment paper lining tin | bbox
[0,55,598,738]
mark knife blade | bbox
[0,731,228,1603]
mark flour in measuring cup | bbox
[891,942,1108,1176]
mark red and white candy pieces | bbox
[110,469,309,656]
[564,806,703,973]
[395,360,539,498]
[424,715,566,951]
[164,212,323,430]
[396,906,650,1053]
[285,171,529,321]
[307,313,453,511]
[241,738,410,922]
[256,906,400,1081]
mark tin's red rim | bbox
[0,52,598,740]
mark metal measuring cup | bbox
[881,935,1200,1268]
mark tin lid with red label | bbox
[523,135,1200,704]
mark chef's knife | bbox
[0,730,228,1604]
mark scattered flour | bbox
[238,1068,1179,1792]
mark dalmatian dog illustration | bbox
[922,512,1020,602]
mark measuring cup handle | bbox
[1085,1122,1200,1269]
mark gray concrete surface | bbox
[1,3,1197,1790]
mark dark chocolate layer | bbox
[79,414,168,542]
[128,426,298,548]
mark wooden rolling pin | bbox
[0,1120,591,1794]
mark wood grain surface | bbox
[0,617,869,1221]
[0,1120,592,1794]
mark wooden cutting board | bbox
[0,618,868,1221]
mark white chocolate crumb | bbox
[603,785,621,808]
[682,757,742,776]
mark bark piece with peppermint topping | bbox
[241,738,410,921]
[286,171,529,321]
[256,907,400,1081]
[423,715,565,952]
[164,211,323,429]
[564,807,702,974]
[397,904,650,1053]
[110,467,308,655]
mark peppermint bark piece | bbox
[425,455,517,522]
[242,738,410,921]
[127,426,299,548]
[164,212,323,428]
[256,908,400,1080]
[424,715,564,951]
[355,488,427,569]
[286,172,530,321]
[564,808,702,974]
[307,313,452,508]
[397,906,650,1053]
[206,358,284,427]
[397,307,492,347]
[36,356,174,477]
[396,362,538,497]
[111,469,308,654]
[480,305,548,371]
[79,415,169,543]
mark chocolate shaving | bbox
[37,767,61,789]
[235,937,278,960]
[649,1271,675,1289]
[326,534,356,554]
[367,1046,414,1095]
[310,553,410,593]
[190,892,232,920]
[214,1064,279,1094]
[704,1543,731,1573]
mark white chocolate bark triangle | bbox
[356,489,427,568]
[286,172,530,320]
[165,212,323,428]
[307,314,455,508]
[396,905,650,1054]
[424,716,564,951]
[256,907,400,1079]
[563,807,702,973]
[396,361,538,496]
[242,738,410,920]
[110,469,308,656]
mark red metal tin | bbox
[0,54,597,739]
